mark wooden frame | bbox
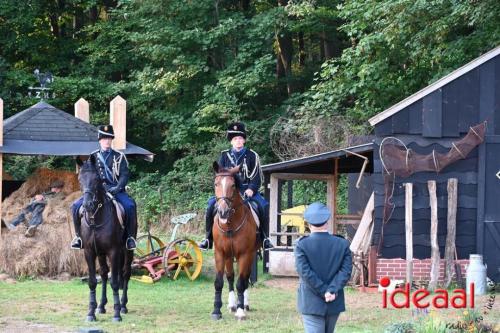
[269,171,337,248]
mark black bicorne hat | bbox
[226,122,246,141]
[97,125,115,140]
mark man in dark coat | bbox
[295,202,352,333]
[198,122,273,250]
[70,125,137,250]
[6,180,65,237]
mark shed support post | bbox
[444,178,458,288]
[428,180,440,291]
[405,183,413,286]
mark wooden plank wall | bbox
[372,55,500,260]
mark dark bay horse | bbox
[211,162,260,320]
[79,157,134,322]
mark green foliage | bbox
[1,0,499,219]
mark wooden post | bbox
[74,98,89,122]
[0,98,3,242]
[368,245,378,285]
[269,175,279,246]
[428,180,440,290]
[74,98,89,172]
[110,95,126,150]
[405,183,413,286]
[326,176,336,234]
[444,178,458,288]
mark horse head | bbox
[213,161,240,224]
[79,156,103,216]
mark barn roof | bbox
[369,45,500,126]
[262,143,373,174]
[1,101,154,161]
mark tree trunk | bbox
[49,14,60,38]
[240,0,250,11]
[298,31,305,67]
[89,6,99,24]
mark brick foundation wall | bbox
[376,258,469,282]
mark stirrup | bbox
[263,238,274,251]
[70,236,83,250]
[198,238,211,251]
[126,237,137,250]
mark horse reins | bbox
[214,172,252,259]
[82,189,104,256]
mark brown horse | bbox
[211,161,260,320]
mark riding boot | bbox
[199,205,215,250]
[125,209,138,251]
[258,204,274,250]
[70,208,83,250]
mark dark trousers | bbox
[302,314,339,333]
[205,192,270,242]
[11,201,46,227]
[71,192,137,240]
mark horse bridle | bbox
[214,172,250,237]
[83,188,103,226]
[214,172,245,221]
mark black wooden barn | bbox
[262,45,500,282]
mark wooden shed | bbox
[263,45,500,283]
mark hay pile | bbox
[0,168,87,277]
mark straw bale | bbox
[0,169,87,277]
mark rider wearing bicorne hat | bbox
[70,125,138,250]
[199,122,274,251]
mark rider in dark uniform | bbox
[70,125,138,250]
[198,122,274,250]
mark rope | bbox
[379,136,409,175]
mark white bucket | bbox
[466,254,487,295]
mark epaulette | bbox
[221,149,230,153]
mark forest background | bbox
[0,0,498,225]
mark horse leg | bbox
[84,250,98,322]
[244,289,250,311]
[212,250,225,320]
[109,250,122,322]
[96,255,108,314]
[235,254,252,320]
[120,250,133,314]
[225,258,236,313]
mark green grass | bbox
[0,275,302,333]
[1,256,499,333]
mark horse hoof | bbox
[211,313,222,320]
[97,307,106,314]
[245,305,250,311]
[235,308,246,321]
[121,307,128,314]
[112,316,122,322]
[86,315,96,322]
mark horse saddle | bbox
[246,201,260,229]
[79,201,125,229]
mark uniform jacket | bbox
[218,148,262,193]
[92,149,129,193]
[295,232,352,316]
